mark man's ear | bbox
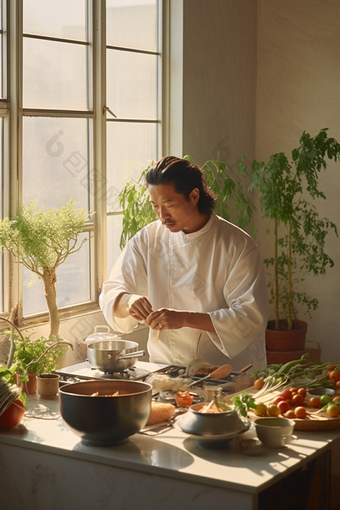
[190,188,200,206]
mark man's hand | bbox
[127,294,153,322]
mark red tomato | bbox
[280,389,293,401]
[272,396,285,406]
[292,393,304,406]
[277,400,290,414]
[0,398,26,429]
[329,371,340,383]
[297,388,307,397]
[294,406,307,419]
[309,397,321,408]
[175,391,194,407]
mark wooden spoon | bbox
[187,364,233,388]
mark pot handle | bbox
[109,350,145,360]
[94,325,111,334]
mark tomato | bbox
[175,391,194,407]
[320,395,333,406]
[297,388,307,397]
[284,410,296,419]
[277,400,290,414]
[294,406,307,419]
[326,404,340,418]
[280,389,293,401]
[336,381,340,388]
[267,405,280,417]
[309,397,321,408]
[0,398,26,429]
[272,396,285,406]
[326,365,335,372]
[328,371,340,383]
[292,393,304,406]
[332,396,340,403]
[254,402,267,417]
[254,377,264,390]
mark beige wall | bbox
[256,0,340,362]
[180,0,340,362]
[181,0,257,168]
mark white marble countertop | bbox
[1,388,340,497]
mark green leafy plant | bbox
[249,128,340,331]
[9,330,73,383]
[118,156,254,249]
[0,199,91,336]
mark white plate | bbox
[174,416,251,448]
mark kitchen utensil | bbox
[59,379,152,446]
[87,340,145,372]
[187,363,233,387]
[239,363,253,373]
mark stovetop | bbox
[56,360,170,382]
[56,361,239,385]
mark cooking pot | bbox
[87,340,145,372]
[59,379,152,446]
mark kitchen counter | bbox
[0,381,339,510]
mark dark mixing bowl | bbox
[59,379,152,446]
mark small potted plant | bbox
[248,128,340,353]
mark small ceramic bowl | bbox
[240,439,263,456]
[254,417,295,448]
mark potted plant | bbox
[0,199,91,337]
[118,156,254,249]
[248,128,340,352]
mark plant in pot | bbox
[118,155,254,249]
[0,199,91,338]
[248,128,340,356]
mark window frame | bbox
[1,0,163,328]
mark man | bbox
[100,156,268,371]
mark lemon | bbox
[254,402,267,417]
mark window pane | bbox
[0,0,5,99]
[107,49,157,119]
[23,117,92,211]
[106,121,158,202]
[107,214,123,275]
[23,38,88,110]
[23,232,91,316]
[107,0,157,51]
[0,117,3,312]
[23,0,87,40]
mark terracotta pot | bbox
[266,349,307,365]
[265,320,308,352]
[16,372,37,394]
[37,374,60,398]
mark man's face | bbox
[148,183,207,234]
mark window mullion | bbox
[8,0,23,322]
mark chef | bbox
[100,156,269,371]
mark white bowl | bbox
[254,417,295,448]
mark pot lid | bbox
[84,325,118,345]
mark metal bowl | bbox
[59,380,152,446]
[177,402,247,436]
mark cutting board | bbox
[229,387,340,431]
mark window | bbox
[1,0,162,325]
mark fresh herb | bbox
[231,391,257,417]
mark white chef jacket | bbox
[100,213,269,371]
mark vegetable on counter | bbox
[251,354,340,399]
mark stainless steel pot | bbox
[87,340,145,372]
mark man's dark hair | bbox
[146,156,216,214]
